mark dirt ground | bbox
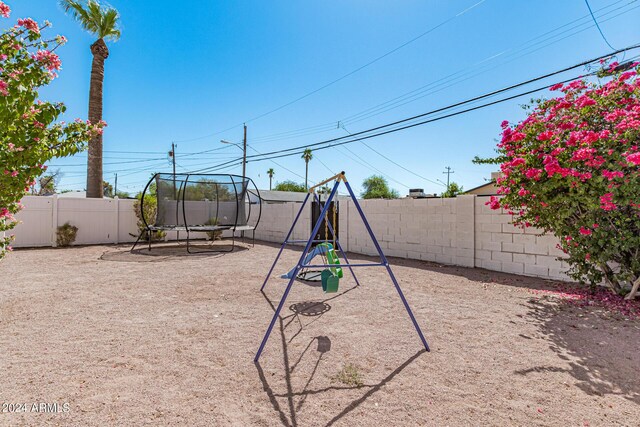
[1,241,639,426]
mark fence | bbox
[253,195,569,281]
[12,195,140,247]
[11,194,569,281]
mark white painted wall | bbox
[12,195,140,247]
[11,194,569,281]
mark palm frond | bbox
[59,0,121,41]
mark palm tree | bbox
[267,168,275,190]
[301,148,313,190]
[60,0,121,198]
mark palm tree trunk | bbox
[86,38,109,198]
[269,177,272,191]
[305,161,308,189]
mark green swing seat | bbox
[318,243,342,293]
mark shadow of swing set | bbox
[256,171,430,362]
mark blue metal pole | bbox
[260,193,311,291]
[255,181,341,362]
[343,181,430,352]
[312,193,362,287]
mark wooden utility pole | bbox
[170,142,176,199]
[242,124,247,181]
[443,166,454,191]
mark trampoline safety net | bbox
[154,173,251,228]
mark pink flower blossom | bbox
[600,193,617,211]
[0,1,10,18]
[602,170,624,181]
[549,83,563,91]
[0,80,7,96]
[486,196,501,210]
[579,227,592,236]
[619,70,637,82]
[571,147,596,161]
[537,131,553,141]
[524,168,542,180]
[625,152,640,165]
[32,50,61,71]
[17,18,39,33]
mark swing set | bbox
[255,171,430,362]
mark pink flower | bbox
[10,170,18,177]
[537,131,553,141]
[0,1,10,18]
[511,157,526,167]
[549,83,563,91]
[32,50,61,71]
[601,170,624,181]
[619,70,636,82]
[524,168,543,180]
[571,147,596,161]
[600,193,617,211]
[17,18,39,34]
[500,120,509,129]
[575,95,596,108]
[486,196,501,210]
[625,152,640,165]
[579,227,592,236]
[518,188,529,197]
[0,80,8,96]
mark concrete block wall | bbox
[473,198,567,280]
[254,195,569,282]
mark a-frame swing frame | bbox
[255,171,429,362]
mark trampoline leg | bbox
[131,230,143,252]
[147,230,151,251]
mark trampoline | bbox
[131,173,262,253]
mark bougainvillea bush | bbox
[0,1,103,259]
[487,62,640,299]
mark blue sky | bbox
[5,0,640,195]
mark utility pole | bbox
[170,142,176,199]
[114,173,118,196]
[443,166,454,191]
[242,124,247,181]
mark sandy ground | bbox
[1,241,639,426]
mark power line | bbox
[224,43,640,164]
[169,0,488,144]
[240,0,637,146]
[585,0,617,50]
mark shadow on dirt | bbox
[255,288,425,427]
[521,296,640,404]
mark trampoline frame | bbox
[131,173,262,253]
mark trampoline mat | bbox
[297,270,324,282]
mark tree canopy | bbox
[361,175,399,199]
[274,180,306,192]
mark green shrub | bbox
[204,217,223,241]
[56,222,78,247]
[132,194,165,241]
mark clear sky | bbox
[4,0,640,195]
